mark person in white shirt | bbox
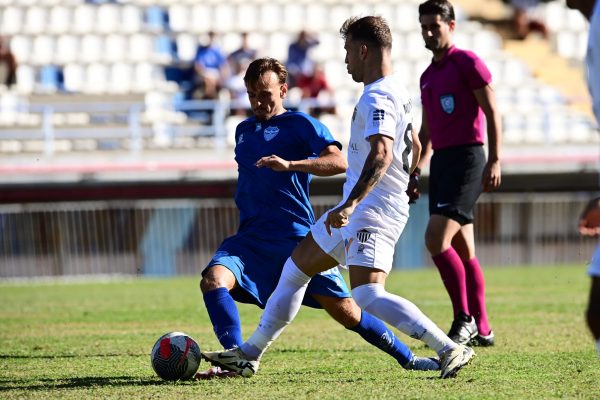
[201,15,475,379]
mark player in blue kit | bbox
[197,57,440,378]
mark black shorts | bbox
[428,144,485,225]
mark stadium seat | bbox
[73,4,96,34]
[190,4,211,34]
[282,3,305,32]
[129,33,154,62]
[97,3,120,34]
[15,64,36,94]
[104,34,128,63]
[109,62,134,94]
[39,64,63,93]
[63,63,85,93]
[48,6,72,35]
[9,35,32,64]
[84,63,109,94]
[305,4,328,32]
[1,6,23,35]
[168,4,189,33]
[212,4,235,33]
[31,35,55,66]
[259,4,282,33]
[236,4,258,33]
[154,35,177,63]
[80,34,104,63]
[175,33,197,62]
[23,6,47,35]
[121,4,144,34]
[146,5,169,32]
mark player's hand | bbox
[579,197,600,237]
[406,173,420,204]
[324,204,354,236]
[482,160,501,192]
[255,155,290,171]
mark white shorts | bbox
[589,244,600,277]
[311,199,409,274]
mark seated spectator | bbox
[286,30,319,87]
[224,58,252,116]
[295,63,335,117]
[228,32,257,72]
[0,36,17,88]
[193,31,229,100]
[506,0,549,40]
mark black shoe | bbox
[447,313,478,345]
[469,331,495,347]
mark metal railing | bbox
[0,192,597,279]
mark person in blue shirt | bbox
[194,31,229,99]
[197,57,440,378]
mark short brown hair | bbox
[244,58,288,85]
[419,0,456,23]
[340,16,392,49]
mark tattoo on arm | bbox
[347,157,386,202]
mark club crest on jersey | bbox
[440,94,455,114]
[356,229,372,253]
[264,126,279,141]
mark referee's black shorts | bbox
[428,144,485,225]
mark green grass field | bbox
[1,265,598,399]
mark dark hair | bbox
[340,16,392,49]
[418,0,455,23]
[243,57,288,85]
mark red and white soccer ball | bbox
[151,332,201,381]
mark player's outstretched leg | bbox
[201,347,259,378]
[439,344,476,379]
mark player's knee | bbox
[319,297,361,328]
[199,265,235,293]
[351,283,383,310]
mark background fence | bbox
[0,192,597,279]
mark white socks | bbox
[241,257,311,360]
[352,283,455,355]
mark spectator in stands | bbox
[286,30,319,87]
[0,36,17,88]
[193,31,229,100]
[228,32,257,71]
[505,0,549,40]
[408,0,502,347]
[224,58,252,116]
[295,63,336,117]
[567,0,600,356]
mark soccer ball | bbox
[151,332,201,381]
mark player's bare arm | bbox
[255,144,347,176]
[579,196,600,236]
[473,85,502,192]
[325,134,393,234]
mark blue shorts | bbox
[204,231,351,308]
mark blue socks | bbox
[203,287,243,349]
[348,311,413,367]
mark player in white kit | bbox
[202,15,475,379]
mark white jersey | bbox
[343,74,414,209]
[588,0,600,124]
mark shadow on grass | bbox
[0,376,175,391]
[0,353,143,359]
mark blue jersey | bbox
[234,111,341,238]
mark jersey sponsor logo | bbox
[372,109,385,126]
[349,142,359,154]
[440,94,455,114]
[263,126,279,141]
